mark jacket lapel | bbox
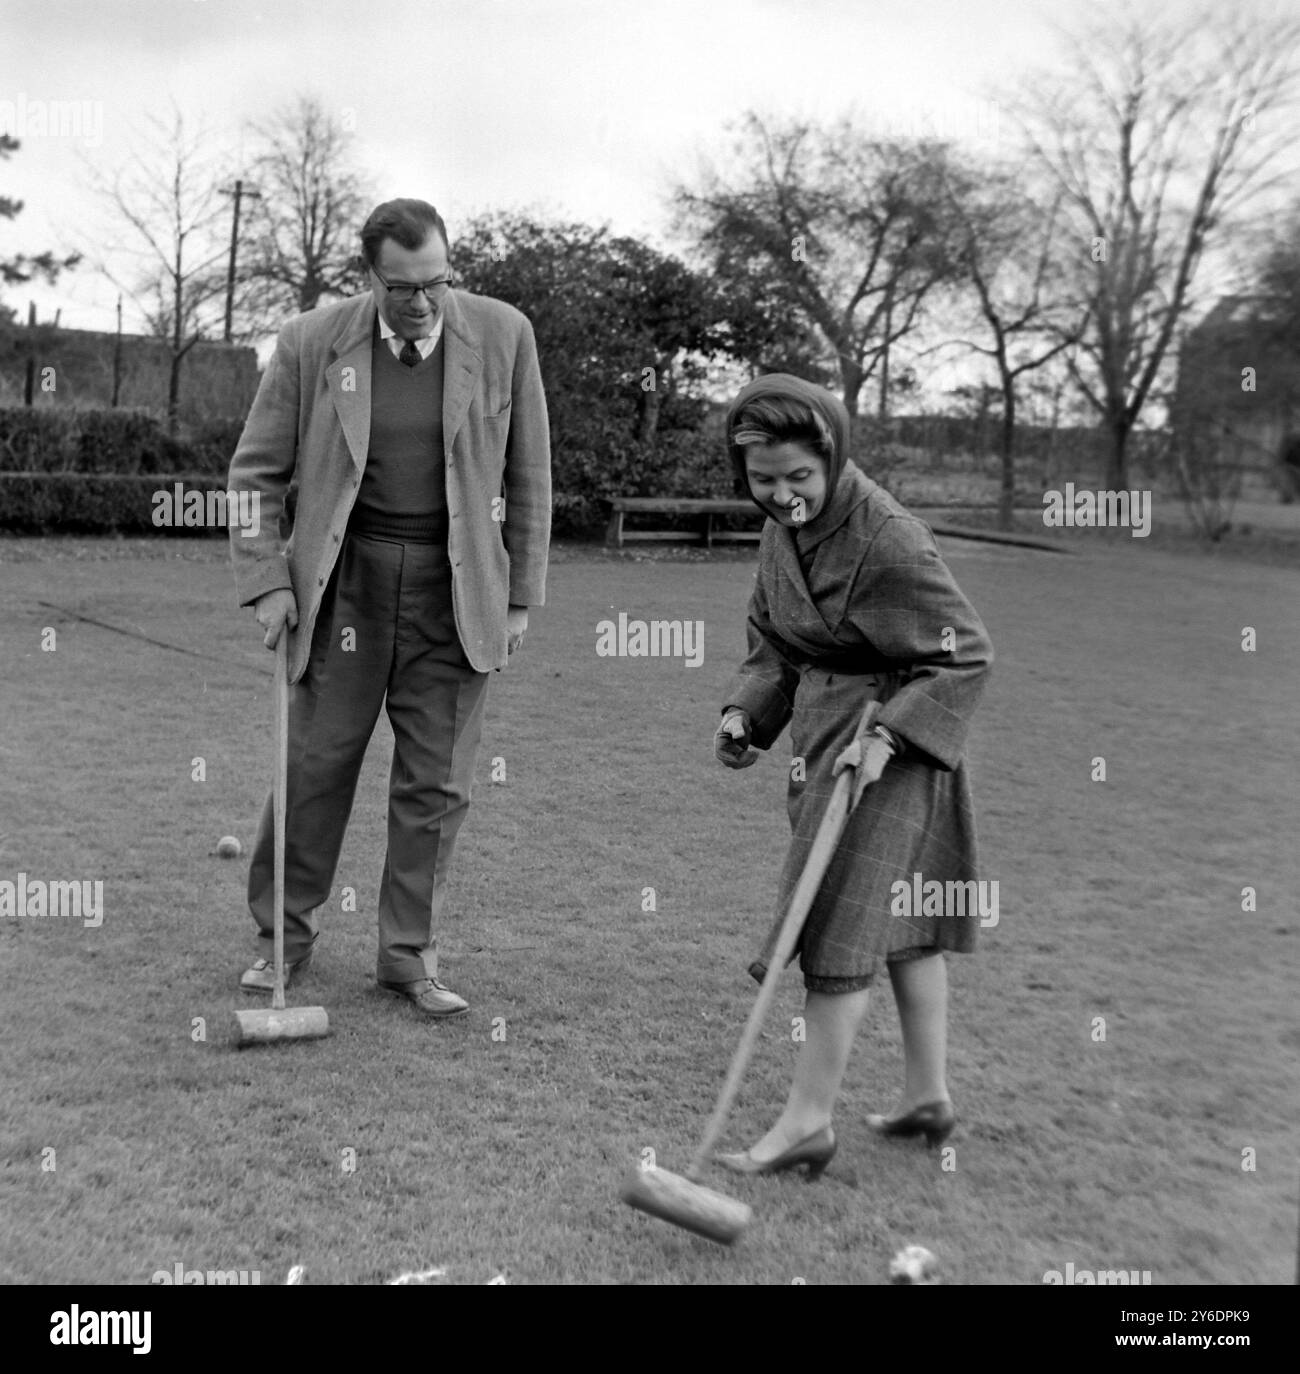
[326,295,377,473]
[773,467,878,648]
[440,291,483,452]
[772,525,839,644]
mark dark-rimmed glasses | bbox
[370,266,455,302]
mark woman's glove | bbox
[832,725,898,807]
[714,708,759,768]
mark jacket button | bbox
[318,576,325,586]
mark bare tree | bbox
[940,163,1090,527]
[240,95,371,323]
[1009,2,1300,488]
[83,107,229,432]
[1,135,81,318]
[674,113,968,421]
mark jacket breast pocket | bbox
[480,406,511,469]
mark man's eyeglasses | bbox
[371,266,455,302]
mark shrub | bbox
[187,417,249,480]
[548,417,735,536]
[0,407,78,473]
[74,409,186,475]
[0,473,229,535]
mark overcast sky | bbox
[1,0,1291,410]
[3,0,1091,331]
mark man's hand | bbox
[507,604,528,655]
[254,588,299,650]
[832,730,895,807]
[715,708,759,769]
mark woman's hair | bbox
[729,393,835,462]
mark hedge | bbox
[0,403,745,538]
[0,473,238,535]
[0,407,244,478]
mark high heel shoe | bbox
[715,1125,836,1178]
[865,1100,956,1148]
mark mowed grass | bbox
[0,532,1296,1286]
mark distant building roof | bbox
[1193,294,1288,333]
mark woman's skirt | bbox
[749,666,982,992]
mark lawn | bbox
[0,530,1296,1285]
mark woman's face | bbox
[744,442,828,526]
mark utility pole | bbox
[23,301,36,406]
[220,179,260,343]
[112,294,123,407]
[878,279,894,424]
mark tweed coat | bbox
[723,463,994,990]
[227,289,551,679]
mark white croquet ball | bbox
[216,835,242,858]
[889,1245,938,1284]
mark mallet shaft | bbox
[686,697,881,1179]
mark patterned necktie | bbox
[399,339,421,368]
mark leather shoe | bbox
[378,977,469,1019]
[239,951,312,992]
[715,1125,836,1178]
[865,1099,956,1147]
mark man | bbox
[227,198,550,1018]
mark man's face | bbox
[370,233,451,340]
[744,442,829,526]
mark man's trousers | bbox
[246,532,490,984]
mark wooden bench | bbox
[605,497,763,548]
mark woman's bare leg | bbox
[886,952,950,1112]
[743,987,870,1162]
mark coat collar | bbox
[324,291,485,472]
[793,461,876,553]
[769,463,879,642]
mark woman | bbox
[713,373,993,1177]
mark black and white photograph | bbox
[1,0,1297,1323]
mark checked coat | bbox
[723,463,994,991]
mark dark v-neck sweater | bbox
[348,327,448,544]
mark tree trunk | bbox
[300,273,322,313]
[636,381,662,445]
[998,383,1016,531]
[841,360,865,438]
[171,267,184,437]
[168,352,182,437]
[1104,415,1130,489]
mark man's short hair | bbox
[360,199,449,266]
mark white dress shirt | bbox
[377,310,444,360]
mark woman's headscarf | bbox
[725,373,854,521]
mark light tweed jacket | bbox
[227,289,551,679]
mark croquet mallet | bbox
[231,627,330,1047]
[620,699,882,1243]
